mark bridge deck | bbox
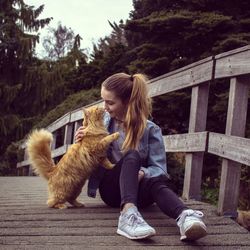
[0,177,249,249]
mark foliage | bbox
[0,0,52,157]
[239,165,250,210]
[42,22,77,60]
[166,152,185,196]
[35,88,100,129]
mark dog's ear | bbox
[82,108,89,127]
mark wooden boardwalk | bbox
[0,177,249,249]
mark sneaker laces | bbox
[126,211,145,228]
[177,209,204,227]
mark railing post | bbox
[51,132,57,150]
[217,76,249,215]
[64,123,74,145]
[23,149,29,176]
[182,82,210,200]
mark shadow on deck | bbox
[0,177,249,250]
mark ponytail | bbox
[123,73,152,151]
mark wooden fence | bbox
[16,45,250,216]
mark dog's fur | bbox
[27,106,119,209]
[237,210,250,231]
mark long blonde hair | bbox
[102,72,152,151]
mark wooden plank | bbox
[183,82,210,201]
[0,217,237,228]
[0,234,250,247]
[208,132,250,166]
[148,57,213,97]
[51,145,68,158]
[217,76,249,215]
[51,131,57,150]
[47,113,70,133]
[0,177,249,249]
[70,108,83,122]
[163,132,207,152]
[0,223,245,236]
[17,159,30,167]
[225,77,249,136]
[215,45,250,78]
[18,144,69,168]
[0,246,248,250]
[64,123,73,145]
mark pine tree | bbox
[126,0,250,76]
[0,0,52,172]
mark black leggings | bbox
[99,150,187,219]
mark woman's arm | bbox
[140,125,168,178]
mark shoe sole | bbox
[181,223,207,241]
[117,229,156,240]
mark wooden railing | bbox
[16,45,250,216]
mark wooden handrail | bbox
[16,45,250,216]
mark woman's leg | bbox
[99,150,155,239]
[138,176,207,241]
[99,149,141,208]
[138,176,187,218]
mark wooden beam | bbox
[51,145,68,158]
[148,57,213,97]
[163,132,208,152]
[183,82,210,201]
[215,45,250,79]
[47,113,70,133]
[208,132,250,166]
[64,123,73,145]
[217,76,249,215]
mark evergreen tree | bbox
[0,0,51,173]
[126,0,250,76]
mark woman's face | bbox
[101,86,127,120]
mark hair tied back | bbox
[130,75,134,81]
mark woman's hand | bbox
[138,170,145,182]
[74,126,85,143]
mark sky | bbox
[25,0,134,57]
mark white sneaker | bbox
[177,209,207,241]
[117,206,156,240]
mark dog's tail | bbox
[26,129,55,180]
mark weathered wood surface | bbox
[51,145,69,158]
[47,113,71,134]
[148,57,213,97]
[208,132,250,166]
[0,177,249,249]
[217,75,249,215]
[163,132,208,152]
[214,45,250,78]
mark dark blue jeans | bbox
[99,150,187,219]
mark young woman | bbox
[75,73,207,241]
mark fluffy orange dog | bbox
[27,106,119,209]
